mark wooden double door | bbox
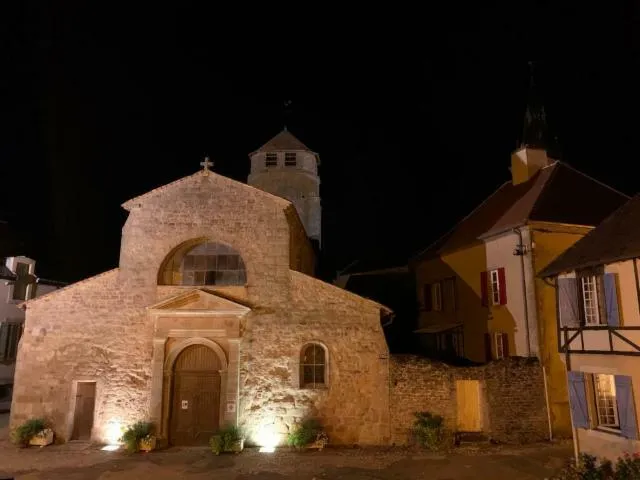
[169,344,221,445]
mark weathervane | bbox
[283,100,292,131]
[200,156,214,175]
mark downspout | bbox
[513,227,532,357]
[542,365,553,441]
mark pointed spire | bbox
[520,61,548,150]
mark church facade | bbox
[9,131,392,446]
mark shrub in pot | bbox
[10,418,53,447]
[209,424,244,455]
[121,421,156,453]
[287,418,327,449]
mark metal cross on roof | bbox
[200,156,214,174]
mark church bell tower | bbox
[248,129,321,246]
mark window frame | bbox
[0,319,24,363]
[432,282,442,311]
[494,332,505,360]
[592,373,620,430]
[299,342,328,389]
[265,152,278,167]
[490,269,501,306]
[284,152,297,166]
[580,275,601,326]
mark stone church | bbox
[10,130,393,447]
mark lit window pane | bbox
[594,374,619,428]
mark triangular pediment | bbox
[147,289,251,316]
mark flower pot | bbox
[138,436,157,452]
[29,429,54,447]
[228,438,244,453]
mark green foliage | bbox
[412,412,446,451]
[210,424,244,455]
[209,435,224,455]
[287,418,322,448]
[120,421,155,453]
[10,418,47,447]
[552,453,640,480]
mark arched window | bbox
[159,240,247,286]
[300,343,327,389]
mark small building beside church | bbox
[10,131,393,446]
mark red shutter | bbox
[484,333,492,361]
[502,333,510,357]
[480,271,488,306]
[423,284,433,311]
[498,267,507,305]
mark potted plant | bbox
[10,418,53,448]
[209,424,244,455]
[286,418,327,450]
[121,421,156,453]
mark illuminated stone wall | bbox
[10,170,391,446]
[390,355,549,444]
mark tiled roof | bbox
[414,161,629,261]
[252,129,315,154]
[540,194,640,277]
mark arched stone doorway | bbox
[169,344,222,445]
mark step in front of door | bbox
[455,431,490,445]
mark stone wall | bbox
[390,355,549,444]
[237,271,390,446]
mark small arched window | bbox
[159,240,247,286]
[300,343,326,389]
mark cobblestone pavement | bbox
[1,414,572,480]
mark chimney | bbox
[511,147,549,185]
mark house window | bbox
[180,242,247,286]
[593,374,619,428]
[0,320,23,362]
[285,152,297,166]
[433,282,442,311]
[581,276,600,325]
[443,277,457,312]
[495,332,505,359]
[265,153,278,167]
[490,269,501,305]
[12,262,31,301]
[300,343,326,389]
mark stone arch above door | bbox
[164,338,228,373]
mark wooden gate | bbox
[456,380,482,432]
[169,344,221,445]
[71,382,96,440]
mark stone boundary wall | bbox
[390,355,549,445]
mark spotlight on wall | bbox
[105,419,123,445]
[257,422,279,453]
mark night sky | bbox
[2,3,640,282]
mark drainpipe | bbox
[542,365,553,441]
[513,227,532,357]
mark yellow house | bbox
[410,146,628,438]
[541,194,640,460]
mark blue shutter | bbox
[604,273,620,327]
[558,278,580,327]
[567,371,589,429]
[615,375,638,439]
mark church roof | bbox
[413,161,629,262]
[121,169,292,212]
[251,129,318,159]
[540,194,640,277]
[290,270,393,315]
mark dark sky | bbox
[2,3,640,282]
